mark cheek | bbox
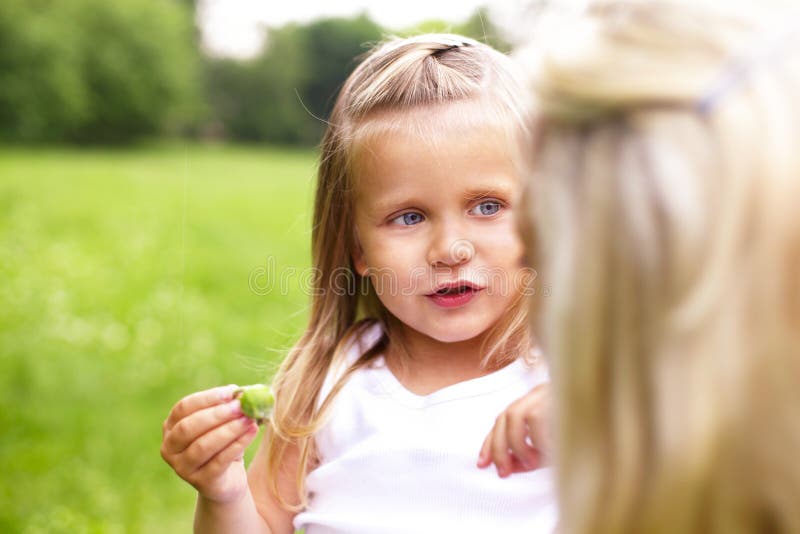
[363,234,422,266]
[483,221,526,265]
[507,232,526,261]
[479,223,528,293]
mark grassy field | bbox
[0,144,318,533]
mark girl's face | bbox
[352,121,528,345]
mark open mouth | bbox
[434,285,473,295]
[428,280,482,294]
[426,281,483,308]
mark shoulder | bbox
[513,349,550,391]
[344,320,385,363]
[317,319,385,407]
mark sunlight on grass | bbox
[0,144,317,532]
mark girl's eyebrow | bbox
[370,196,427,215]
[366,174,516,208]
[371,184,515,214]
[464,184,513,200]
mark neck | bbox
[385,321,497,395]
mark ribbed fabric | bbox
[293,323,557,534]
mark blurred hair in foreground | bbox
[516,1,800,533]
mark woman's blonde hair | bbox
[517,1,800,533]
[265,34,533,510]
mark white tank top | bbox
[293,322,558,534]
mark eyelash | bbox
[468,199,503,217]
[389,199,505,226]
[392,212,425,226]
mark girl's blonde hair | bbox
[518,2,800,533]
[266,34,533,510]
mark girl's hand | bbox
[161,385,260,503]
[477,383,552,477]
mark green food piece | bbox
[235,384,275,424]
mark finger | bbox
[164,384,239,433]
[197,421,259,480]
[162,398,243,456]
[509,448,542,474]
[522,386,553,461]
[477,429,493,468]
[507,451,543,475]
[178,415,255,473]
[506,397,543,470]
[490,414,512,477]
[525,410,552,464]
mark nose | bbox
[427,224,475,268]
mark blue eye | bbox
[391,212,424,226]
[470,200,502,216]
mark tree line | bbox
[0,0,506,145]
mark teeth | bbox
[437,285,470,295]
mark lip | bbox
[427,280,483,294]
[425,280,484,309]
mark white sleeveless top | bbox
[293,323,558,534]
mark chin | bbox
[424,332,473,344]
[416,322,491,344]
[384,303,497,345]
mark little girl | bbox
[161,34,556,533]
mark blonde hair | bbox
[517,2,800,533]
[266,34,533,510]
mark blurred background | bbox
[0,0,521,531]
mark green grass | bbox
[0,144,318,533]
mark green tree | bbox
[0,1,87,142]
[301,14,384,122]
[453,7,511,53]
[69,0,201,143]
[204,23,314,143]
[395,8,511,53]
[203,14,383,145]
[0,0,200,143]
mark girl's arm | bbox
[245,434,302,534]
[193,423,300,534]
[194,489,270,534]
